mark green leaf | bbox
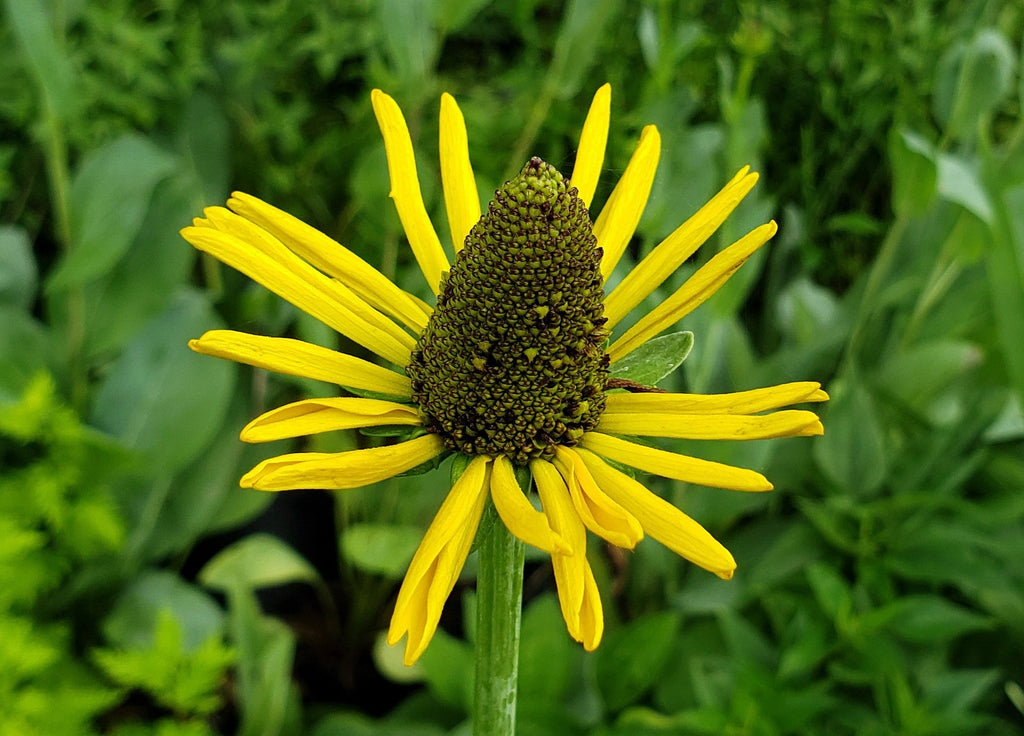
[103,570,225,651]
[595,611,681,712]
[378,0,438,85]
[937,153,994,224]
[82,175,198,358]
[225,587,301,736]
[812,380,888,497]
[517,594,576,707]
[988,181,1024,409]
[0,226,37,309]
[805,562,852,622]
[176,91,231,204]
[547,0,623,98]
[868,595,992,644]
[873,340,982,418]
[90,291,235,476]
[889,128,937,214]
[418,629,474,711]
[0,307,50,400]
[92,611,234,718]
[3,0,77,119]
[199,533,321,593]
[609,331,693,387]
[433,0,491,35]
[49,134,176,290]
[341,523,422,579]
[934,29,1016,140]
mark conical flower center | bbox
[407,158,609,464]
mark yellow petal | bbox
[603,382,829,415]
[580,432,772,492]
[595,125,660,279]
[371,89,450,294]
[607,221,778,362]
[490,456,571,554]
[188,330,412,399]
[239,433,445,491]
[389,456,490,665]
[577,561,604,650]
[181,224,414,366]
[226,191,430,333]
[596,409,824,440]
[569,83,611,208]
[576,448,736,579]
[239,397,420,443]
[532,460,585,633]
[603,167,759,328]
[552,446,643,549]
[439,93,481,253]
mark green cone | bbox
[407,158,609,464]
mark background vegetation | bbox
[2,0,1023,734]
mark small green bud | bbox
[406,158,609,464]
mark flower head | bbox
[182,84,826,666]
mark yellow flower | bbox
[182,85,826,666]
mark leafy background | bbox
[2,0,1023,734]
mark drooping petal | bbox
[533,459,605,650]
[607,221,778,362]
[439,93,481,253]
[182,223,414,366]
[531,460,585,632]
[603,167,759,328]
[552,446,643,549]
[580,432,773,492]
[226,191,430,332]
[188,330,412,399]
[240,397,421,443]
[389,456,490,665]
[569,83,611,208]
[239,433,445,491]
[576,448,736,579]
[595,125,661,279]
[603,382,829,415]
[595,409,824,440]
[371,89,450,294]
[490,456,570,554]
[577,561,604,650]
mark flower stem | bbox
[473,500,525,736]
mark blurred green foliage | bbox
[2,0,1024,734]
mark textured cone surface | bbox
[407,158,609,464]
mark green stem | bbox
[473,501,525,736]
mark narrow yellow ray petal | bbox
[552,446,643,549]
[439,93,481,253]
[371,89,450,294]
[580,432,773,492]
[189,330,412,399]
[608,221,778,362]
[239,433,445,491]
[182,225,414,366]
[532,459,585,634]
[388,457,490,664]
[596,409,824,440]
[577,448,736,579]
[240,397,421,443]
[604,168,758,328]
[490,456,571,554]
[226,192,430,332]
[577,561,604,650]
[595,125,661,279]
[569,83,611,208]
[603,382,829,416]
